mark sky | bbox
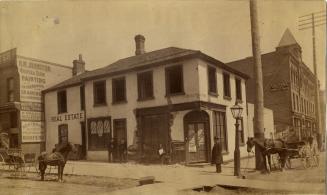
[0,0,325,89]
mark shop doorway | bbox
[113,119,127,162]
[184,110,210,163]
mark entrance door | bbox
[141,114,168,161]
[187,122,207,162]
[113,119,127,161]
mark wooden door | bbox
[187,122,207,162]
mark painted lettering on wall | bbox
[21,121,45,143]
[20,102,43,112]
[50,112,84,122]
[18,59,52,103]
[21,111,44,121]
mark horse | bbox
[38,142,76,182]
[246,137,288,173]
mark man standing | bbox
[211,137,223,173]
[108,138,116,162]
[118,139,127,162]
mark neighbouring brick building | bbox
[43,35,275,163]
[0,48,72,155]
[227,29,319,141]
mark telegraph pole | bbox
[298,10,326,150]
[249,0,265,170]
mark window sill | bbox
[236,99,243,104]
[165,92,185,97]
[93,103,107,107]
[209,92,218,97]
[240,143,245,147]
[137,96,155,102]
[223,96,232,101]
[58,111,68,114]
[112,100,128,105]
[222,151,229,155]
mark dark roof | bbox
[80,47,249,80]
[43,47,249,93]
[43,72,87,93]
[225,52,277,78]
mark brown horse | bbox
[246,137,288,173]
[38,142,76,182]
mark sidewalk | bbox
[59,156,324,194]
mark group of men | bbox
[107,138,127,163]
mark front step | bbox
[186,162,211,168]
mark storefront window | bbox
[88,117,111,150]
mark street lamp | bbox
[230,102,243,177]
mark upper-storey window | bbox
[137,71,154,100]
[93,80,106,106]
[80,85,85,110]
[57,90,67,114]
[7,78,14,102]
[165,65,184,96]
[223,73,231,99]
[112,77,126,103]
[235,78,242,101]
[207,66,217,95]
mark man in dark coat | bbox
[108,138,116,162]
[118,139,127,162]
[211,136,223,173]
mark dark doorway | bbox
[81,122,86,159]
[141,114,168,161]
[184,110,210,163]
[113,119,127,162]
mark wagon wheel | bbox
[285,157,292,169]
[301,157,311,169]
[273,155,282,170]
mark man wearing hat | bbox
[211,136,223,173]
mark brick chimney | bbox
[72,54,85,76]
[134,35,145,55]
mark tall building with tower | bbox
[227,29,320,141]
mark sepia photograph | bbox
[0,0,325,194]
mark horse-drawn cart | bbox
[285,141,319,169]
[0,133,37,176]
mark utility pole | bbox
[298,10,326,150]
[249,0,265,170]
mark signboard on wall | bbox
[21,121,45,142]
[21,111,43,121]
[18,59,52,103]
[20,102,43,112]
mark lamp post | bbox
[231,102,243,177]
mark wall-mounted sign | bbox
[21,111,43,121]
[20,102,43,111]
[50,112,84,122]
[18,59,51,103]
[21,121,45,143]
[270,81,289,92]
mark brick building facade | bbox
[0,48,72,155]
[227,29,319,141]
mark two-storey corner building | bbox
[227,29,319,141]
[43,55,87,159]
[0,48,72,155]
[43,35,252,164]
